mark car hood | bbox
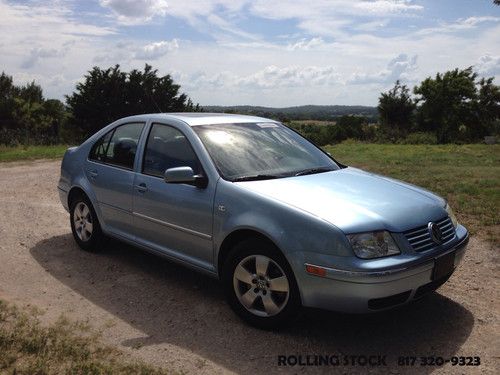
[235,167,446,233]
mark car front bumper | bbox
[297,229,469,313]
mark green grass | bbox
[0,145,69,162]
[325,143,500,244]
[0,300,170,374]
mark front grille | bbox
[404,216,455,252]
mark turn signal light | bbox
[305,264,327,277]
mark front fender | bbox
[213,180,353,273]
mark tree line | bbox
[0,65,498,146]
[378,68,500,143]
[289,67,499,145]
[0,64,199,146]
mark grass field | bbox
[0,300,169,374]
[0,145,68,162]
[326,143,500,244]
[1,143,498,243]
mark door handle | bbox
[135,183,148,193]
[87,169,98,179]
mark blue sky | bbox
[1,0,499,106]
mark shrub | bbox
[403,132,438,144]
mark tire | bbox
[222,238,301,329]
[69,193,105,252]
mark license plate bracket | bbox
[432,251,455,281]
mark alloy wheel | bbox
[73,202,93,242]
[233,255,290,317]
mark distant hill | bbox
[202,105,378,121]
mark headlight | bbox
[348,231,400,259]
[445,203,458,228]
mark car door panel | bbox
[86,122,145,239]
[132,175,215,266]
[86,162,136,238]
[132,123,215,267]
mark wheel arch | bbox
[67,186,88,207]
[217,228,286,278]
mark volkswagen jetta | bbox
[58,113,469,328]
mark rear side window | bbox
[143,124,201,178]
[89,130,113,162]
[89,123,144,170]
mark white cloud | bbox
[250,0,422,36]
[354,19,389,31]
[475,54,500,76]
[21,47,65,69]
[418,16,500,35]
[350,54,418,84]
[287,38,324,51]
[99,0,169,24]
[238,65,340,88]
[354,0,422,14]
[180,65,340,90]
[135,39,179,59]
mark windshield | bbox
[193,122,340,181]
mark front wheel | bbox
[223,238,301,329]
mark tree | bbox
[413,67,498,143]
[330,115,366,141]
[0,72,68,145]
[66,64,199,138]
[472,77,500,140]
[377,80,415,139]
[0,72,17,130]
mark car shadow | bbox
[31,234,474,374]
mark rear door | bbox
[86,122,145,238]
[132,123,216,269]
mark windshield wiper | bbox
[294,167,335,176]
[232,174,280,182]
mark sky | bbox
[1,0,499,107]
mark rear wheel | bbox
[223,238,300,329]
[69,194,105,252]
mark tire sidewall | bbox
[222,238,301,329]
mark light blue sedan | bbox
[58,113,469,328]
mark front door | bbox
[132,123,215,269]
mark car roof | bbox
[118,113,277,126]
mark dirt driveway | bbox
[0,160,498,374]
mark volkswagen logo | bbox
[428,222,443,244]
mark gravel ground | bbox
[0,159,498,374]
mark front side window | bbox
[143,123,201,178]
[193,122,339,181]
[89,123,144,169]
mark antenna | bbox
[143,83,164,114]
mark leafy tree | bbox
[471,77,500,140]
[0,72,68,145]
[66,64,199,137]
[413,67,499,143]
[0,72,18,130]
[330,115,366,141]
[377,80,415,140]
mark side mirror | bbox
[164,166,208,188]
